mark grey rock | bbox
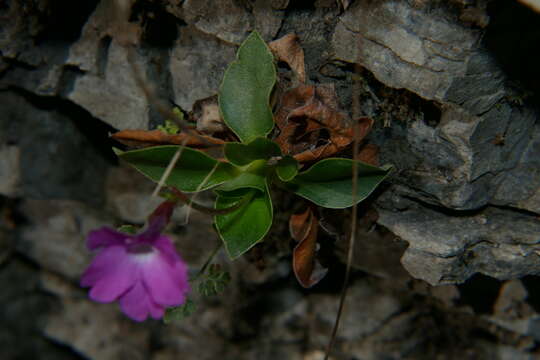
[252,0,287,41]
[180,0,290,41]
[333,0,539,215]
[0,14,72,97]
[311,279,402,343]
[0,228,12,267]
[0,53,69,97]
[332,1,490,104]
[0,259,80,360]
[153,305,231,360]
[0,1,95,97]
[377,203,540,285]
[277,5,340,78]
[491,123,540,213]
[66,40,150,130]
[18,199,108,280]
[0,1,47,65]
[0,91,109,203]
[338,0,540,288]
[0,145,21,196]
[169,26,236,111]
[494,346,535,360]
[408,104,534,210]
[64,1,150,130]
[487,280,540,340]
[333,214,410,280]
[43,274,149,360]
[105,165,163,224]
[181,0,255,45]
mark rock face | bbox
[332,0,540,284]
[169,26,236,111]
[0,91,110,203]
[378,197,540,285]
[64,1,151,130]
[18,199,108,280]
[2,0,540,359]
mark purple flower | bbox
[81,201,189,321]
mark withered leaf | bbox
[289,206,313,241]
[355,143,380,166]
[269,33,306,83]
[290,207,328,288]
[111,129,225,148]
[275,83,374,163]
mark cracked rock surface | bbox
[332,0,540,284]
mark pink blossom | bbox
[81,201,189,321]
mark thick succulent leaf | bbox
[215,185,273,259]
[276,155,298,182]
[117,146,237,192]
[219,31,276,143]
[286,158,391,209]
[224,137,281,166]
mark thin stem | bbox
[192,241,223,282]
[152,144,185,197]
[183,162,219,224]
[324,64,362,360]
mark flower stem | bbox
[192,241,223,282]
[183,162,219,224]
[152,143,186,198]
[324,63,362,360]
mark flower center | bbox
[128,243,155,255]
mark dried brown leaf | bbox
[289,207,314,241]
[269,33,306,83]
[275,84,374,163]
[290,208,328,288]
[111,129,225,148]
[355,143,379,166]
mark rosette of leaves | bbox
[116,31,391,261]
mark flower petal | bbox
[87,227,127,250]
[81,246,125,287]
[152,235,181,265]
[142,252,189,307]
[119,281,164,321]
[82,246,139,303]
[142,236,189,304]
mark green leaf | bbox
[224,137,281,166]
[157,120,180,135]
[219,31,276,143]
[216,170,267,193]
[164,299,197,324]
[286,158,391,209]
[276,155,298,182]
[117,145,237,192]
[215,185,273,259]
[117,225,138,234]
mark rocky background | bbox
[1,0,540,359]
